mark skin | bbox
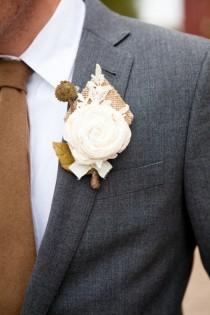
[0,0,60,56]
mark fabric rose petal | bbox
[53,64,134,189]
[64,102,131,179]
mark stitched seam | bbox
[111,160,163,173]
[97,161,164,200]
[96,182,164,201]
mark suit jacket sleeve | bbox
[184,48,210,276]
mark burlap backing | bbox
[68,78,134,126]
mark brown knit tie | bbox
[0,60,36,315]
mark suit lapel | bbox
[21,1,133,314]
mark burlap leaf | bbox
[53,142,74,171]
[69,66,134,126]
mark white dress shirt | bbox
[19,0,85,251]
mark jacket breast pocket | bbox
[97,161,164,199]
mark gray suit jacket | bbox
[21,0,210,314]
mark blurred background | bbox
[102,1,210,315]
[102,0,210,38]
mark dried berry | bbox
[55,81,78,102]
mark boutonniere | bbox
[53,64,134,190]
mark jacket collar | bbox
[83,0,131,46]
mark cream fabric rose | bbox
[64,103,131,179]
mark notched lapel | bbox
[21,2,134,315]
[72,29,133,99]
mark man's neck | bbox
[0,0,60,56]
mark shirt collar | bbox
[20,0,86,88]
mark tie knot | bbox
[0,59,32,92]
